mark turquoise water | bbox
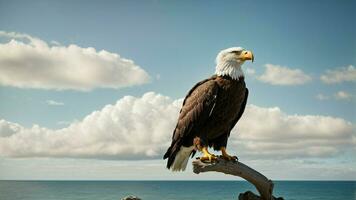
[0,181,355,200]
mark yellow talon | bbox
[220,147,238,161]
[200,147,217,162]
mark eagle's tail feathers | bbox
[170,146,195,171]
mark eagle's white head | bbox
[215,47,254,80]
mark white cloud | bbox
[315,93,329,100]
[0,92,354,160]
[0,92,181,159]
[0,31,150,91]
[0,120,22,137]
[233,105,355,159]
[315,91,353,101]
[245,68,256,76]
[46,100,64,106]
[334,91,352,100]
[257,64,312,85]
[320,65,356,84]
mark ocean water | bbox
[0,181,355,200]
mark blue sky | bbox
[0,0,355,180]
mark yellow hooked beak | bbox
[239,50,254,62]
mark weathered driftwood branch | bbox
[192,157,276,200]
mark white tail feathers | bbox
[170,146,195,171]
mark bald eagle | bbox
[163,47,254,171]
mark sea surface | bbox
[0,181,355,200]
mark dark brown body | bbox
[164,75,248,168]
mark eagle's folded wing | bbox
[163,77,219,163]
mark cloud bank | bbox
[0,93,179,159]
[0,92,354,160]
[0,31,150,91]
[234,105,354,158]
[320,65,356,84]
[257,64,312,85]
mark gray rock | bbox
[121,195,141,200]
[238,191,284,200]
